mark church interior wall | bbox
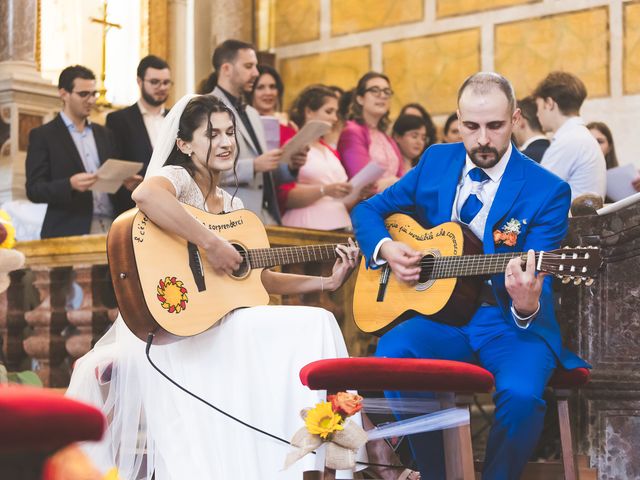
[270,0,640,168]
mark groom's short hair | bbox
[212,39,256,71]
[457,72,516,113]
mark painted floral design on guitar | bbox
[493,218,524,247]
[157,276,188,314]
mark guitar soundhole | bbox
[419,253,435,283]
[230,243,250,279]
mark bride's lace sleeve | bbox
[152,166,192,199]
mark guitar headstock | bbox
[540,246,602,286]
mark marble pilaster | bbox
[0,0,59,206]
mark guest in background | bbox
[338,72,403,191]
[392,114,428,171]
[248,64,297,147]
[328,85,345,99]
[280,85,355,230]
[399,103,437,149]
[441,112,462,143]
[534,71,606,200]
[25,65,117,238]
[338,88,354,123]
[513,96,549,163]
[588,121,640,193]
[106,55,171,214]
[323,85,346,148]
[587,121,618,170]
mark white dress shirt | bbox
[372,142,538,328]
[137,101,166,148]
[540,116,606,200]
[59,111,113,219]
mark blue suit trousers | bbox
[375,307,557,480]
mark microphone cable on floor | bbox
[145,333,405,471]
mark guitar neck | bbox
[430,251,532,279]
[247,243,345,269]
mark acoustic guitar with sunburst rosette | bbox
[107,204,349,342]
[352,214,603,335]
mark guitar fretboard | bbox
[429,252,532,279]
[247,243,346,269]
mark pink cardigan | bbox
[337,120,404,179]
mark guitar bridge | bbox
[187,242,206,292]
[376,265,391,302]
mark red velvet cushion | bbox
[548,367,590,389]
[300,358,495,393]
[0,386,105,453]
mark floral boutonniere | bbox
[493,218,525,247]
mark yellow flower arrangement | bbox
[304,401,345,439]
[104,467,121,480]
[0,209,16,249]
[286,393,367,470]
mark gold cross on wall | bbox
[90,0,121,107]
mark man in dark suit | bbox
[353,72,589,479]
[512,95,549,163]
[26,65,117,239]
[106,55,171,214]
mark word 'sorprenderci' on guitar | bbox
[352,214,603,335]
[107,204,350,342]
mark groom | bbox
[352,72,590,480]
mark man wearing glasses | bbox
[25,65,117,239]
[107,55,172,214]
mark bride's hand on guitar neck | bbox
[325,238,359,291]
[505,249,546,317]
[379,241,422,284]
[203,235,242,275]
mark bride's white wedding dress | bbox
[67,165,363,479]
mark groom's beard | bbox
[468,146,503,169]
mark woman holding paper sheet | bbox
[280,85,369,230]
[337,72,404,192]
[588,122,640,195]
[248,65,297,147]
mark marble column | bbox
[65,264,117,362]
[0,270,28,371]
[0,0,59,206]
[0,0,38,77]
[193,0,254,92]
[23,267,72,387]
[559,200,640,479]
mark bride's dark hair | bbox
[164,94,239,206]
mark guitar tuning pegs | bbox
[585,278,595,286]
[562,276,572,284]
[573,277,582,285]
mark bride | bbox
[66,94,361,479]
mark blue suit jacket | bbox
[352,142,589,370]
